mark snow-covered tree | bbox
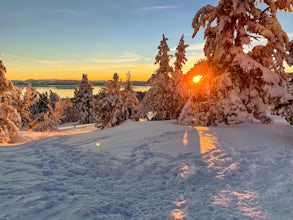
[174,34,189,77]
[61,97,75,123]
[31,103,61,132]
[138,34,179,120]
[49,89,60,109]
[121,71,139,120]
[29,91,62,131]
[148,34,173,86]
[172,35,189,117]
[72,74,96,124]
[30,92,50,117]
[184,0,293,125]
[14,83,39,129]
[0,60,21,143]
[97,73,125,128]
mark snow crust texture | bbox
[1,120,292,219]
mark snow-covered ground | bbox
[0,118,292,220]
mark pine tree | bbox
[121,71,139,120]
[0,60,21,143]
[61,97,75,123]
[172,35,189,118]
[49,89,60,109]
[174,34,189,77]
[139,34,176,120]
[95,87,108,126]
[30,92,50,116]
[27,90,63,131]
[72,74,96,124]
[14,83,39,129]
[97,73,125,128]
[29,91,50,130]
[32,103,61,132]
[148,34,173,86]
[185,0,293,125]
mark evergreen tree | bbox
[61,97,75,123]
[29,91,50,130]
[95,87,108,126]
[28,91,63,131]
[49,89,60,109]
[0,60,21,143]
[172,34,189,118]
[121,71,139,120]
[185,0,293,125]
[14,83,39,129]
[148,34,173,86]
[174,34,189,77]
[32,103,61,132]
[97,73,125,128]
[72,74,96,124]
[138,34,177,120]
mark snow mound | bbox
[0,123,97,146]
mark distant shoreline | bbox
[12,79,148,87]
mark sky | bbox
[0,0,292,81]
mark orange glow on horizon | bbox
[3,59,155,81]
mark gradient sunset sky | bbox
[1,0,292,81]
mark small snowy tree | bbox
[28,91,62,131]
[185,0,293,125]
[0,60,21,143]
[97,73,126,129]
[121,71,139,120]
[29,92,49,130]
[32,103,61,132]
[61,97,75,123]
[49,89,60,109]
[14,83,39,129]
[72,74,96,124]
[95,87,108,125]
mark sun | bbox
[193,75,203,83]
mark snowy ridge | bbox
[1,120,293,219]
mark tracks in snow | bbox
[1,124,292,219]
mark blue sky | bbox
[0,0,292,80]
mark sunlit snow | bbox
[1,118,292,219]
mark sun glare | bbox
[193,75,203,83]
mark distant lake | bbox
[33,85,150,98]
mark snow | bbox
[0,119,293,219]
